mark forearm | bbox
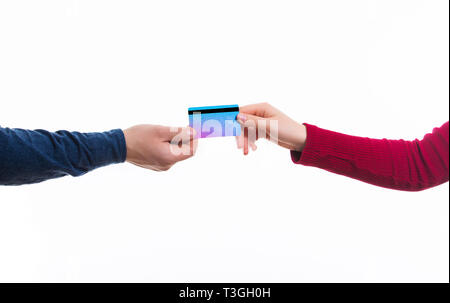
[291,122,449,191]
[0,127,127,185]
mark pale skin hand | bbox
[236,103,307,155]
[123,125,197,171]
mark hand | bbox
[123,125,197,171]
[236,103,307,155]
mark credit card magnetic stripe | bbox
[188,105,240,115]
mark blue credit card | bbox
[188,104,241,138]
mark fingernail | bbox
[237,113,246,122]
[188,128,196,136]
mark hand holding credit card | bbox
[188,104,241,138]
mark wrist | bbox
[293,123,307,152]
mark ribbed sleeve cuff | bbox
[290,123,323,166]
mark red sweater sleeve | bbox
[291,122,449,191]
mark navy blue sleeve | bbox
[0,127,127,185]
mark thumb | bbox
[167,127,197,161]
[237,112,272,145]
[237,113,268,131]
[237,112,262,124]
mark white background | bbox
[0,0,448,282]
